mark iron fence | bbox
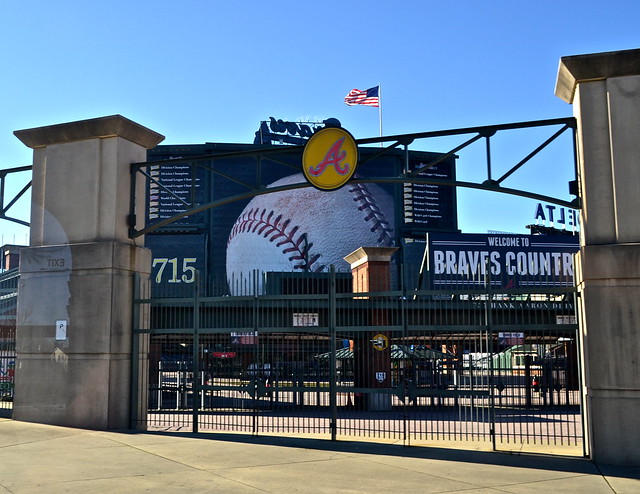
[0,267,18,413]
[132,267,583,453]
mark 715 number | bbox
[153,258,197,283]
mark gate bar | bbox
[192,271,201,433]
[329,266,338,440]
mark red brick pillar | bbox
[2,245,21,270]
[344,247,398,411]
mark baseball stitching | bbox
[348,183,394,246]
[227,183,394,271]
[228,208,324,271]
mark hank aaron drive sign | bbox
[302,127,358,190]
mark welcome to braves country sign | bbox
[302,127,358,190]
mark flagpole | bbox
[378,84,383,147]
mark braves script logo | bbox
[307,137,349,177]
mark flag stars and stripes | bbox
[344,86,380,107]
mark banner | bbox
[426,233,579,289]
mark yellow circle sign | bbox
[372,333,389,351]
[302,127,358,190]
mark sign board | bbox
[293,313,319,327]
[403,158,457,235]
[498,332,525,345]
[534,203,579,232]
[231,332,258,345]
[146,162,207,225]
[254,117,335,145]
[372,333,389,351]
[302,127,358,190]
[145,140,459,293]
[426,233,579,289]
[55,320,67,340]
[556,315,577,325]
[145,233,207,294]
[0,357,14,383]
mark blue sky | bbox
[1,1,639,245]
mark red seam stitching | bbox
[228,208,322,271]
[348,184,394,246]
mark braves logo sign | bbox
[307,137,349,176]
[302,127,358,190]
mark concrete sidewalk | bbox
[1,418,639,493]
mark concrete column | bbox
[556,49,640,465]
[344,247,398,411]
[13,115,163,429]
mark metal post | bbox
[329,265,337,441]
[564,340,570,407]
[401,263,409,447]
[547,357,554,407]
[190,161,197,209]
[485,135,493,183]
[525,355,532,408]
[403,143,410,174]
[252,269,259,436]
[469,354,475,410]
[485,260,497,451]
[0,173,4,213]
[128,163,138,237]
[192,271,201,433]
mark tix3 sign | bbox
[302,127,358,190]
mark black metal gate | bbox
[0,267,18,415]
[132,267,583,454]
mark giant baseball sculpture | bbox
[226,173,395,294]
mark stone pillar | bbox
[13,115,163,429]
[344,247,398,411]
[555,49,640,465]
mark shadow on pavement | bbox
[137,429,640,480]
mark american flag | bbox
[344,86,379,107]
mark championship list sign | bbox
[426,233,579,288]
[403,159,457,235]
[147,163,204,224]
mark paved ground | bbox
[1,418,639,493]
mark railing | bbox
[132,267,583,453]
[0,268,18,414]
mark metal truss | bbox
[0,166,31,227]
[129,117,579,238]
[0,118,578,235]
